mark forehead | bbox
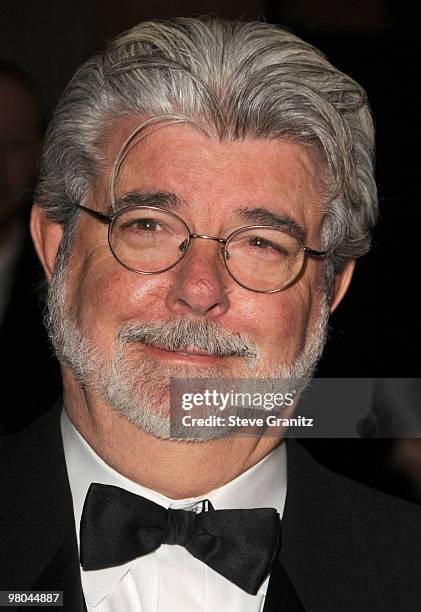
[92,119,325,234]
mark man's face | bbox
[49,121,330,438]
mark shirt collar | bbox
[61,407,287,606]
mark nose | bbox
[165,236,231,318]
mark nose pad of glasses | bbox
[179,239,189,253]
[222,248,229,261]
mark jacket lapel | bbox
[262,439,316,611]
[33,532,86,612]
[264,438,331,611]
[263,438,341,611]
[263,555,306,611]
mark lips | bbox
[141,343,222,360]
[175,347,215,356]
[150,345,216,357]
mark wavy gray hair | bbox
[36,17,378,287]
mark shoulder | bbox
[285,437,421,541]
[282,439,421,610]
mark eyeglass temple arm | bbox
[75,203,112,224]
[304,246,328,258]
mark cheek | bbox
[70,256,172,336]
[255,282,319,358]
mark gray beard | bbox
[45,262,329,441]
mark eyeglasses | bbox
[75,204,328,293]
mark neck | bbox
[62,373,283,499]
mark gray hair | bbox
[36,17,378,283]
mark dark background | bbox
[1,1,420,498]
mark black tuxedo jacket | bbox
[1,405,421,611]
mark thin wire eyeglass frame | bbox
[74,203,329,293]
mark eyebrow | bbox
[233,207,306,243]
[109,191,184,214]
[108,192,306,242]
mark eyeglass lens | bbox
[110,207,305,291]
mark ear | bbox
[329,259,355,313]
[30,203,64,283]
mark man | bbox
[1,17,420,612]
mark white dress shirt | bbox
[61,409,287,612]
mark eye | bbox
[248,236,286,255]
[123,218,162,232]
[250,237,267,248]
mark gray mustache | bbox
[118,318,258,359]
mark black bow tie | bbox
[80,482,281,595]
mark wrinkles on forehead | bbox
[95,115,327,196]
